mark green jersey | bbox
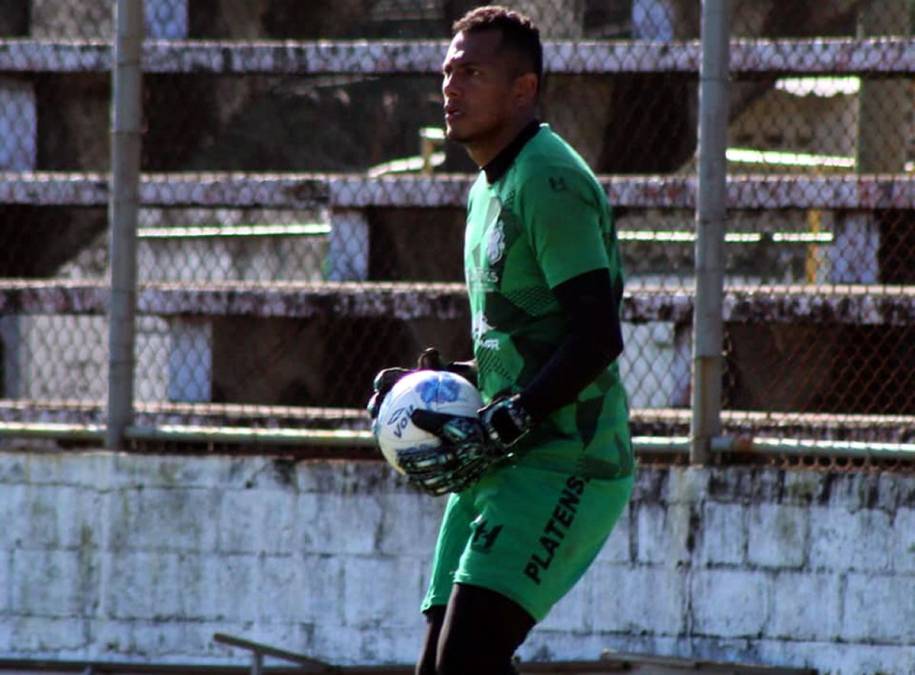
[464,124,632,478]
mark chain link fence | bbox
[721,0,915,449]
[0,0,912,459]
[0,2,112,415]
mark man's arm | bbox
[517,267,623,423]
[404,268,622,494]
[410,266,622,456]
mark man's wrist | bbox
[481,394,533,449]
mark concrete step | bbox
[2,400,911,447]
[0,36,911,75]
[0,279,912,326]
[2,171,914,210]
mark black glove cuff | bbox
[483,394,533,448]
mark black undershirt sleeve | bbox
[516,267,623,424]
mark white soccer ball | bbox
[373,369,482,474]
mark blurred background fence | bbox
[0,0,912,464]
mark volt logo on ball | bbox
[386,404,416,439]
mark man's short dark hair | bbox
[452,5,543,92]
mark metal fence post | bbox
[107,0,143,449]
[690,0,730,464]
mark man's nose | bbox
[442,74,459,98]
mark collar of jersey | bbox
[482,119,542,184]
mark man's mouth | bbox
[444,105,463,121]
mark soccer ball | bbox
[373,369,482,474]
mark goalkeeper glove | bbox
[404,394,533,495]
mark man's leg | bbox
[435,583,535,675]
[415,605,446,675]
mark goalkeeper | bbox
[368,6,634,674]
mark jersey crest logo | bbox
[484,195,505,266]
[486,220,506,266]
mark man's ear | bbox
[513,72,539,107]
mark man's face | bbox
[441,29,520,147]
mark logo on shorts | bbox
[470,519,503,553]
[523,475,587,585]
[548,176,567,192]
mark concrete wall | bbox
[0,450,912,674]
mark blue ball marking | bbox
[415,378,440,406]
[438,378,461,403]
[415,374,461,406]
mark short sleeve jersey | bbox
[465,124,632,476]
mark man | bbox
[368,6,634,674]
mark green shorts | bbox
[420,461,633,622]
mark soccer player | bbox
[368,6,634,674]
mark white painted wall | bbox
[0,452,912,674]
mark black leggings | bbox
[416,583,535,675]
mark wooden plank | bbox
[0,280,913,326]
[1,38,913,74]
[2,172,915,209]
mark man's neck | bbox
[466,114,538,168]
[480,118,541,184]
